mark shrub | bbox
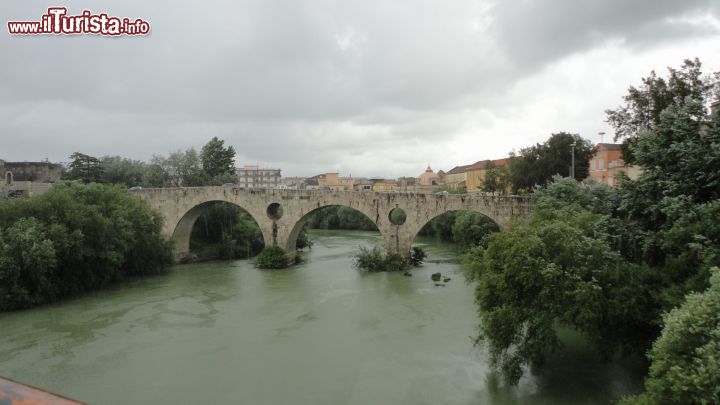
[353,246,409,272]
[0,182,174,311]
[255,246,289,269]
[410,247,426,266]
[620,267,720,405]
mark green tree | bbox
[99,155,147,187]
[151,148,207,187]
[451,211,499,247]
[65,152,103,183]
[189,202,265,260]
[621,267,720,405]
[143,163,171,188]
[507,132,595,193]
[482,160,503,193]
[606,58,716,164]
[0,183,173,311]
[0,218,57,310]
[463,59,720,391]
[463,177,661,385]
[201,137,237,179]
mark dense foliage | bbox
[200,136,237,178]
[620,267,720,405]
[0,182,174,311]
[189,202,265,260]
[410,246,426,266]
[463,60,720,391]
[482,160,510,194]
[255,246,289,269]
[66,137,239,188]
[418,211,499,248]
[353,246,409,272]
[305,206,377,231]
[606,58,718,164]
[65,152,104,183]
[507,132,595,193]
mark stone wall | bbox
[132,187,533,262]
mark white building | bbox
[236,165,281,189]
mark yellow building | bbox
[318,172,356,190]
[372,179,398,192]
[444,164,471,192]
[466,158,512,193]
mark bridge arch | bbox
[130,188,533,263]
[171,199,269,260]
[283,202,385,255]
[406,209,501,249]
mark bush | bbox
[0,182,174,311]
[255,246,289,269]
[353,246,409,272]
[410,247,426,266]
[620,267,720,405]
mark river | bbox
[0,230,643,404]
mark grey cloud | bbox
[490,0,719,69]
[1,0,718,177]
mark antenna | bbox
[599,131,606,143]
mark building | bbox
[354,179,373,191]
[466,158,512,193]
[315,172,357,191]
[304,177,320,190]
[236,165,281,189]
[372,179,398,192]
[588,144,642,187]
[1,160,64,198]
[418,165,441,186]
[280,176,307,190]
[444,164,472,192]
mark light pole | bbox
[570,140,576,180]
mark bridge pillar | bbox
[383,225,412,258]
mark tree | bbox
[0,218,57,310]
[463,60,720,389]
[507,132,594,193]
[463,178,654,385]
[99,155,147,187]
[482,160,500,193]
[0,183,173,310]
[143,163,171,188]
[151,148,207,187]
[613,62,720,266]
[65,152,103,183]
[201,137,236,179]
[620,267,720,405]
[450,211,499,247]
[606,58,717,164]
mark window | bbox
[5,172,12,185]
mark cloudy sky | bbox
[2,0,719,178]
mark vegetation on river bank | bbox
[463,59,720,403]
[0,182,174,311]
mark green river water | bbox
[0,230,643,404]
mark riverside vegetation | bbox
[463,59,720,403]
[0,182,174,311]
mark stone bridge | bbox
[132,187,533,262]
